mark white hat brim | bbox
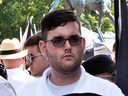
[0,50,27,59]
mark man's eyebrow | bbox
[53,35,80,39]
[70,35,80,37]
[53,36,63,39]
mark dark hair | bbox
[0,63,7,80]
[82,54,116,75]
[23,32,42,52]
[41,9,81,41]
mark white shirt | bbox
[0,76,16,96]
[7,68,35,89]
[16,66,124,96]
[47,76,78,96]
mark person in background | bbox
[0,38,35,90]
[82,54,116,83]
[16,9,124,96]
[0,60,16,96]
[23,32,50,78]
[0,76,17,96]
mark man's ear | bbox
[0,60,4,65]
[22,57,25,64]
[39,40,47,58]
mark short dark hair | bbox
[23,32,42,52]
[41,9,81,41]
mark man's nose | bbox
[63,40,71,50]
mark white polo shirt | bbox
[16,66,124,96]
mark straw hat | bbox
[0,38,27,59]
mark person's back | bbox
[0,76,17,96]
[16,9,124,96]
[0,62,16,96]
[0,38,35,89]
[6,67,35,89]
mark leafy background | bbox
[0,0,127,43]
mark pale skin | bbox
[39,21,86,86]
[1,57,25,69]
[25,45,50,77]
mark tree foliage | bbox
[0,0,115,43]
[80,1,115,33]
[0,0,52,42]
[0,0,2,4]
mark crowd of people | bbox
[0,9,124,96]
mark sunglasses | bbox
[45,35,83,47]
[26,54,42,63]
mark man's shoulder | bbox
[0,76,7,83]
[10,70,35,80]
[16,78,39,96]
[17,77,38,89]
[86,73,116,87]
[0,76,17,96]
[85,73,124,96]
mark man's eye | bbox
[53,39,63,43]
[71,37,79,42]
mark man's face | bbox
[45,21,86,74]
[25,45,50,77]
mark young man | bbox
[23,32,50,78]
[16,9,124,96]
[0,38,35,90]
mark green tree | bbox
[80,1,115,33]
[0,0,2,4]
[0,0,115,43]
[0,0,52,42]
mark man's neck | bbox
[49,67,81,86]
